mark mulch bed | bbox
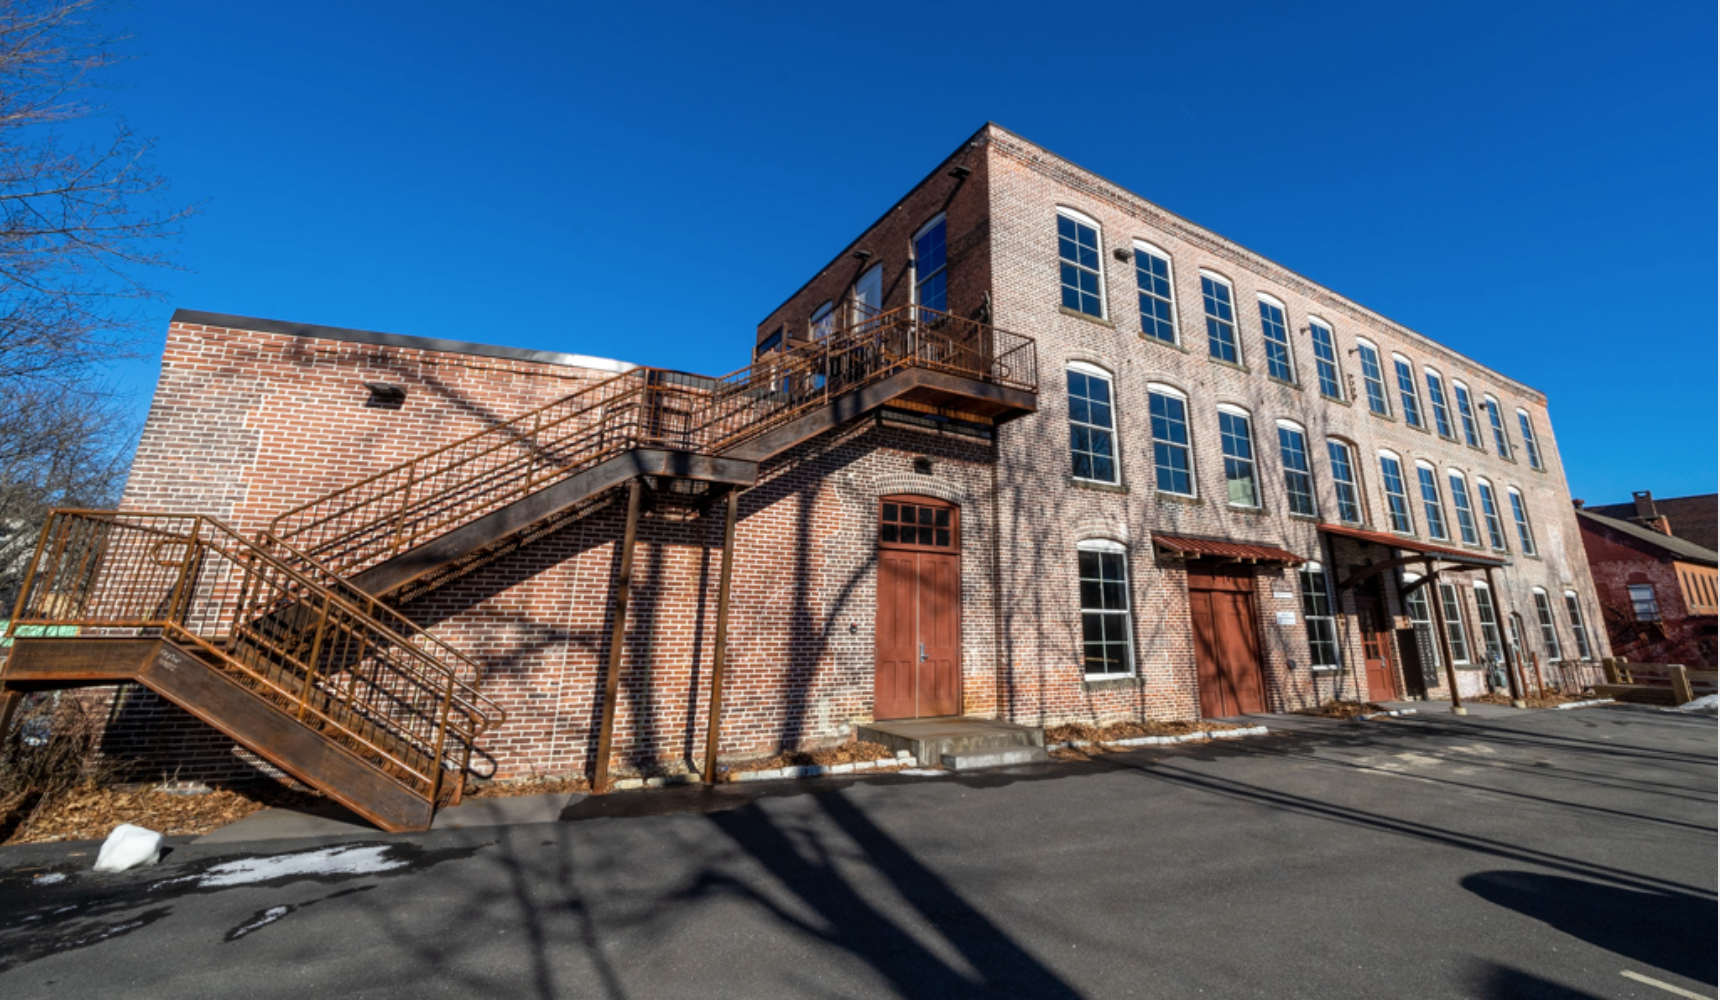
[1468,690,1597,709]
[3,780,324,846]
[465,774,590,798]
[1293,701,1387,719]
[723,740,898,777]
[1044,719,1242,745]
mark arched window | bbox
[1276,419,1316,516]
[1200,270,1239,363]
[1517,409,1544,470]
[1356,338,1390,416]
[1218,404,1259,507]
[1148,382,1194,496]
[913,214,948,315]
[1327,439,1364,524]
[1298,561,1341,670]
[1448,470,1479,546]
[1378,450,1413,534]
[1424,367,1454,439]
[1308,317,1344,400]
[1475,477,1508,551]
[1452,380,1481,448]
[1483,394,1512,459]
[1563,591,1593,660]
[1057,208,1104,318]
[1393,354,1424,429]
[1133,240,1177,344]
[1257,294,1295,383]
[1067,362,1119,484]
[1077,539,1134,677]
[1532,588,1561,660]
[1415,461,1448,541]
[1507,487,1537,555]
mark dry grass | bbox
[7,781,323,845]
[1044,719,1242,745]
[1293,700,1387,719]
[1469,689,1597,709]
[724,740,898,777]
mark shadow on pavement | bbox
[1462,870,1718,986]
[1470,962,1607,999]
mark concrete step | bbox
[940,746,1050,771]
[857,717,1044,766]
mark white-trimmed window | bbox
[1484,394,1512,459]
[1425,368,1454,439]
[1277,420,1317,517]
[1439,582,1473,663]
[1533,589,1562,660]
[1476,478,1508,551]
[1403,576,1441,670]
[1449,471,1480,546]
[853,264,884,325]
[1067,362,1119,484]
[913,215,948,315]
[1393,354,1425,429]
[1149,383,1194,496]
[1507,487,1537,556]
[1415,461,1449,540]
[1299,561,1341,670]
[1472,581,1504,662]
[1201,271,1240,363]
[1309,319,1343,399]
[1328,440,1364,524]
[1379,450,1414,534]
[1453,380,1481,448]
[1078,539,1134,677]
[1134,242,1177,344]
[1628,584,1661,622]
[1357,339,1391,416]
[1257,295,1295,382]
[811,300,837,340]
[1218,405,1259,507]
[1564,591,1593,660]
[1057,209,1104,318]
[1517,409,1544,470]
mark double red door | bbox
[874,497,961,720]
[1189,563,1266,717]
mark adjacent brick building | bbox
[52,124,1612,786]
[1575,499,1717,668]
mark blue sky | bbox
[99,1,1715,504]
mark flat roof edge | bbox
[170,309,635,374]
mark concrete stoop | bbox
[856,717,1045,769]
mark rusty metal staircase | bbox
[1,513,504,831]
[0,305,1036,825]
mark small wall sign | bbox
[1275,611,1298,626]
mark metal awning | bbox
[1318,523,1507,568]
[1152,533,1306,566]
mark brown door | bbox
[1357,597,1400,702]
[874,497,961,720]
[1189,562,1267,717]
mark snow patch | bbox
[160,844,407,890]
[225,905,293,941]
[94,824,163,872]
[33,873,67,886]
[1666,694,1718,715]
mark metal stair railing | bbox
[5,510,506,803]
[267,305,1036,586]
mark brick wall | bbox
[1577,516,1717,668]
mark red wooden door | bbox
[1358,598,1400,702]
[1189,564,1266,717]
[874,497,961,720]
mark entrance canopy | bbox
[1152,533,1305,566]
[1318,524,1507,569]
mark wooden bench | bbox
[1594,660,1718,705]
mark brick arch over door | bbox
[875,494,962,720]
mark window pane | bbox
[1136,250,1176,344]
[1380,455,1413,533]
[1329,442,1361,523]
[1202,277,1238,362]
[1259,301,1294,382]
[1454,384,1481,448]
[1449,475,1479,545]
[1068,368,1119,483]
[1151,392,1193,495]
[1358,344,1390,416]
[1417,466,1449,540]
[1278,426,1316,516]
[1059,217,1104,318]
[1310,322,1343,399]
[1395,359,1423,428]
[1425,373,1453,438]
[1220,411,1258,507]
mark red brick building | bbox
[1574,499,1717,668]
[2,125,1610,818]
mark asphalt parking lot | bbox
[1,705,1714,999]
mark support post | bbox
[0,687,22,742]
[1485,566,1526,708]
[592,480,643,794]
[702,488,741,786]
[1425,559,1466,715]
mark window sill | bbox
[1367,409,1396,423]
[1438,434,1461,445]
[1082,675,1142,693]
[1406,423,1432,435]
[1206,357,1251,374]
[1143,335,1188,354]
[1069,477,1129,494]
[1157,492,1203,506]
[1529,465,1547,474]
[1469,443,1489,455]
[1268,376,1303,392]
[1453,664,1484,671]
[1059,306,1114,328]
[1287,512,1322,522]
[1320,393,1351,407]
[1310,666,1343,675]
[1227,504,1269,516]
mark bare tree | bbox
[0,0,187,612]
